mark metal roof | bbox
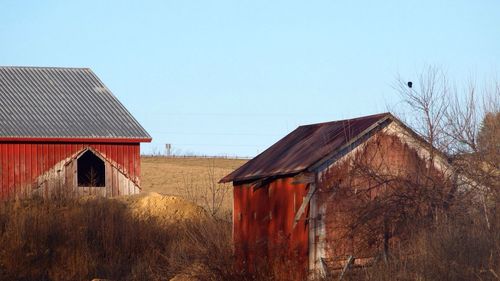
[220,113,392,183]
[0,67,151,141]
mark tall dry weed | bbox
[0,196,298,281]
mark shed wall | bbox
[0,142,141,199]
[315,125,450,272]
[233,177,309,277]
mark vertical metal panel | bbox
[23,144,29,196]
[127,144,135,181]
[9,144,14,197]
[42,144,48,178]
[13,144,19,196]
[117,145,124,170]
[123,145,129,177]
[128,145,135,181]
[1,145,7,197]
[233,177,309,277]
[47,144,54,172]
[19,143,25,196]
[26,144,32,191]
[135,145,140,184]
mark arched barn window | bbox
[77,150,105,187]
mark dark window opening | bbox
[77,150,105,187]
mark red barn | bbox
[0,66,151,199]
[220,113,451,278]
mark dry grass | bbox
[337,209,500,281]
[0,196,173,281]
[0,193,302,281]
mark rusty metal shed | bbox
[222,112,450,278]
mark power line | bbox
[163,143,265,147]
[144,112,339,117]
[150,131,281,137]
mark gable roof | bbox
[0,66,151,141]
[220,113,394,183]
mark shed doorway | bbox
[77,150,105,187]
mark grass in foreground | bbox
[0,194,303,281]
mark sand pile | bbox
[117,192,209,225]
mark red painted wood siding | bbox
[233,177,309,277]
[0,142,141,199]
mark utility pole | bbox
[165,143,172,157]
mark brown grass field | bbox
[141,156,247,217]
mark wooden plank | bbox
[292,183,316,229]
[105,162,112,197]
[338,256,355,281]
[66,159,72,193]
[113,167,119,196]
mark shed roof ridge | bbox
[298,112,391,128]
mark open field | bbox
[141,157,247,217]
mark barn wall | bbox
[233,177,309,277]
[0,142,141,199]
[314,122,451,272]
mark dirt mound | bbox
[117,192,210,225]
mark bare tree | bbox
[200,160,230,219]
[322,66,499,272]
[178,160,231,219]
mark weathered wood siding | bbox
[313,122,450,272]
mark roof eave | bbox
[0,137,152,143]
[219,169,305,184]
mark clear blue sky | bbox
[1,1,499,156]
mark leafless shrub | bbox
[178,172,200,206]
[178,160,231,220]
[200,160,230,219]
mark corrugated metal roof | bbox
[0,66,150,140]
[220,113,392,183]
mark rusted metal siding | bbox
[0,142,141,199]
[233,177,309,277]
